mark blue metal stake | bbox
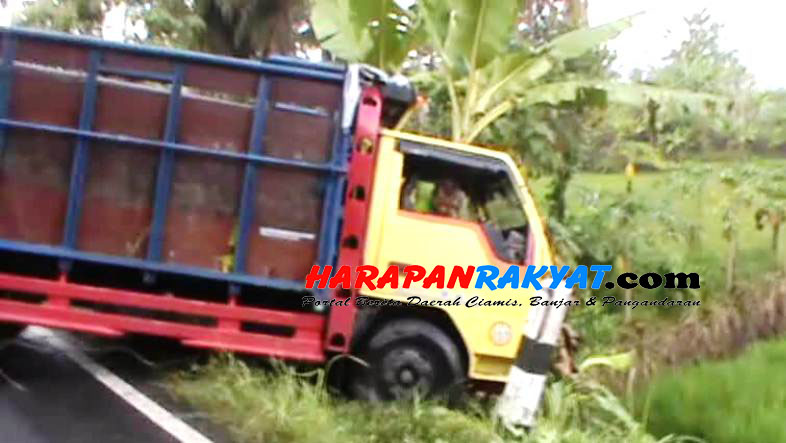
[0,27,345,83]
[234,76,272,274]
[62,50,101,248]
[0,35,18,159]
[0,118,346,173]
[315,111,346,266]
[147,64,185,262]
[313,111,353,303]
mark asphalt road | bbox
[0,328,230,443]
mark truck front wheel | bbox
[350,318,465,402]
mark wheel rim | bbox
[379,346,438,400]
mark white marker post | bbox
[494,279,573,432]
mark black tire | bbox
[0,323,23,341]
[350,318,465,402]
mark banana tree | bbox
[310,0,424,71]
[750,166,786,263]
[313,0,633,141]
[312,0,720,144]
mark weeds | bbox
[171,355,693,443]
[171,356,501,443]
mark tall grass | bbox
[171,356,693,443]
[580,273,786,401]
[172,356,500,443]
[645,337,786,443]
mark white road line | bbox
[23,327,213,443]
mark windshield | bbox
[482,182,528,230]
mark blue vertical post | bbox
[62,50,101,248]
[147,64,185,262]
[233,76,271,274]
[0,34,17,158]
[312,111,352,304]
[316,111,347,267]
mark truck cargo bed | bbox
[0,28,351,291]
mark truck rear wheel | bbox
[350,318,465,402]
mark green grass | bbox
[172,356,688,443]
[541,161,786,442]
[644,337,786,443]
[172,357,499,443]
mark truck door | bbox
[363,133,551,379]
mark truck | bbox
[0,27,572,427]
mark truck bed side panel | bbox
[0,29,348,289]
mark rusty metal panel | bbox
[78,143,158,258]
[265,109,335,162]
[257,167,323,232]
[162,155,244,270]
[102,51,172,75]
[184,63,258,98]
[0,129,73,245]
[11,66,83,128]
[94,81,169,139]
[245,167,323,280]
[265,76,341,163]
[270,76,341,110]
[179,95,253,153]
[246,236,318,281]
[16,37,89,71]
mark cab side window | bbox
[398,153,530,263]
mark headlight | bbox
[490,322,513,346]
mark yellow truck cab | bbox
[351,129,570,426]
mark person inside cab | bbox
[432,178,473,219]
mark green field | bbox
[644,337,786,443]
[576,171,782,280]
[528,160,786,367]
[531,160,786,296]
